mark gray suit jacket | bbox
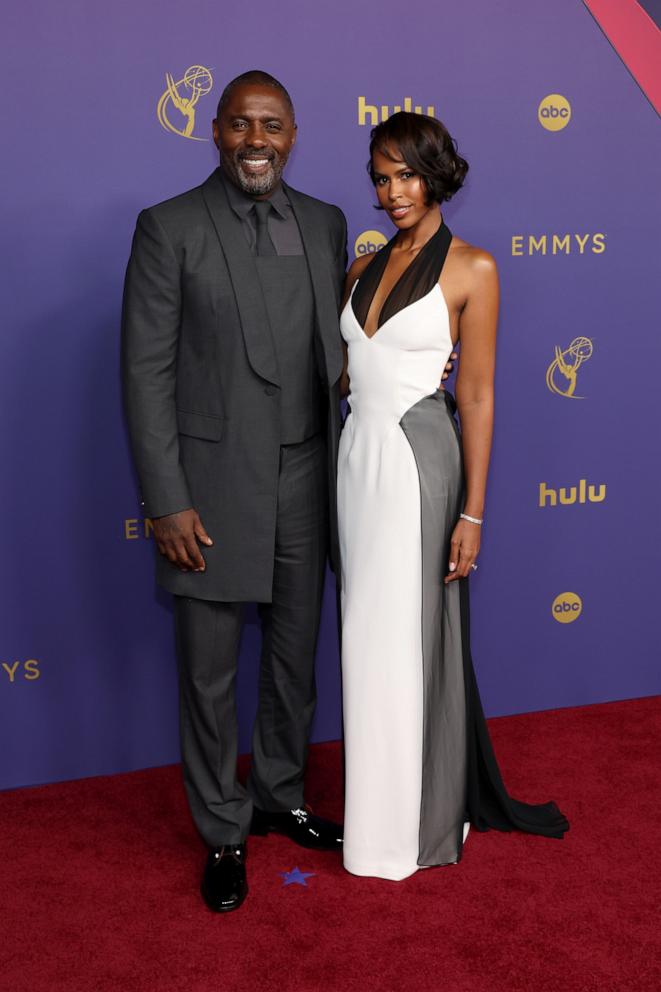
[121,169,347,601]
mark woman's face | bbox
[372,146,434,229]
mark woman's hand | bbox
[444,517,480,584]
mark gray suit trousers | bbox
[174,434,329,846]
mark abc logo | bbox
[552,591,582,624]
[538,94,571,132]
[354,230,388,258]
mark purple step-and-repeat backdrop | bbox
[2,1,659,790]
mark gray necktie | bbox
[253,200,276,257]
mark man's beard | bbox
[224,149,285,196]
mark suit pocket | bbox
[177,410,224,441]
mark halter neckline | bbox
[351,221,453,336]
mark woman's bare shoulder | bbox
[448,235,497,275]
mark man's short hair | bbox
[216,70,295,121]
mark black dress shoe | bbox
[200,844,248,913]
[251,806,343,850]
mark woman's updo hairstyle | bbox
[368,112,468,203]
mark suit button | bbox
[264,385,277,396]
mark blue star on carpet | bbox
[280,867,316,887]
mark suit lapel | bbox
[201,169,280,386]
[285,184,343,386]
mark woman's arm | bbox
[445,249,499,583]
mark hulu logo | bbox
[538,479,606,508]
[358,96,436,126]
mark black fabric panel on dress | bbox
[459,579,570,839]
[351,222,453,331]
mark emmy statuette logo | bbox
[157,65,214,141]
[354,230,388,258]
[538,94,571,131]
[546,336,594,399]
[552,592,582,624]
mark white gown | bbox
[337,224,569,881]
[338,245,472,879]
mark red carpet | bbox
[2,697,660,992]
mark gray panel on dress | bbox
[399,390,468,866]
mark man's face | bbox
[213,84,297,197]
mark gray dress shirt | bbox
[223,176,304,256]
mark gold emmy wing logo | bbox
[552,592,582,624]
[157,65,214,141]
[538,94,571,131]
[354,230,388,258]
[546,336,593,399]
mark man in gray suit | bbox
[122,70,346,913]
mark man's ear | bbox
[212,118,220,149]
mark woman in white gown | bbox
[337,113,568,881]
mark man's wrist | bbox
[153,506,194,520]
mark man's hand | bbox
[440,350,458,386]
[152,509,213,572]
